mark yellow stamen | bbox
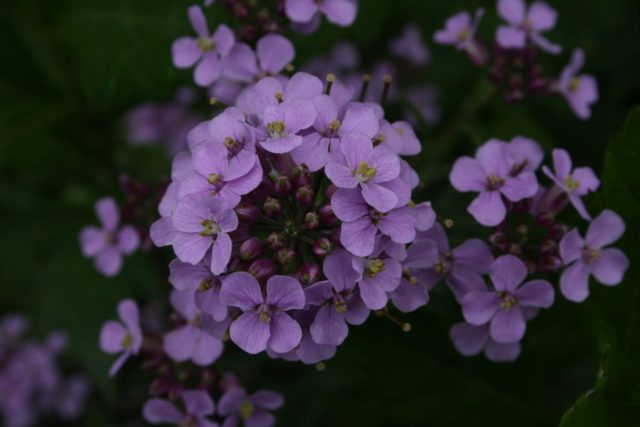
[354,162,377,183]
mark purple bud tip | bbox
[295,185,314,207]
[318,204,337,226]
[312,237,333,257]
[273,175,292,196]
[298,263,321,285]
[263,197,282,216]
[239,237,264,261]
[291,165,311,188]
[276,247,295,265]
[249,259,277,280]
[304,212,320,229]
[236,204,260,223]
[267,232,285,250]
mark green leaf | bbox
[559,106,640,426]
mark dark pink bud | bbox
[318,204,337,226]
[249,259,276,280]
[539,239,557,254]
[291,165,311,187]
[540,255,562,272]
[298,263,321,285]
[549,223,568,241]
[304,212,319,229]
[236,204,260,223]
[537,211,555,227]
[267,232,285,250]
[324,184,338,198]
[240,237,263,260]
[263,197,281,216]
[276,247,295,265]
[489,232,508,251]
[295,185,314,206]
[313,237,333,257]
[273,175,292,196]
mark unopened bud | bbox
[236,204,260,223]
[298,263,321,285]
[539,239,557,254]
[263,197,281,216]
[549,223,568,241]
[273,174,292,196]
[540,255,562,272]
[313,237,333,257]
[318,204,337,226]
[295,185,314,206]
[304,212,320,229]
[240,237,263,260]
[489,231,508,251]
[267,232,285,250]
[291,165,311,187]
[537,212,555,227]
[249,259,276,280]
[276,247,295,265]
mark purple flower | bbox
[291,99,379,172]
[171,5,235,87]
[143,390,218,427]
[79,197,140,277]
[169,259,228,321]
[332,188,416,257]
[353,252,402,310]
[218,387,283,427]
[171,194,238,274]
[450,139,539,226]
[389,24,430,66]
[260,100,317,153]
[433,9,487,65]
[542,148,600,220]
[99,299,142,376]
[163,290,224,366]
[285,0,358,27]
[556,48,599,120]
[305,250,369,346]
[389,239,439,313]
[449,322,520,362]
[224,34,295,83]
[405,85,441,126]
[238,72,323,116]
[220,273,305,354]
[559,210,629,302]
[496,0,561,54]
[326,134,401,212]
[179,142,263,207]
[462,255,554,343]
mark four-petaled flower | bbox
[218,387,284,427]
[556,49,599,120]
[143,390,218,427]
[496,0,561,54]
[99,299,142,376]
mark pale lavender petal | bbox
[361,183,398,213]
[476,139,508,176]
[378,207,416,244]
[99,321,126,353]
[220,272,263,309]
[320,0,357,26]
[191,333,224,366]
[323,249,360,292]
[485,340,521,362]
[218,388,246,416]
[501,172,538,201]
[212,24,235,56]
[490,255,527,292]
[188,5,209,37]
[304,281,333,305]
[452,239,494,274]
[515,280,554,308]
[571,167,600,195]
[586,210,625,248]
[257,34,294,74]
[169,259,210,292]
[284,72,324,100]
[246,411,275,427]
[260,134,303,154]
[210,233,232,275]
[150,217,176,247]
[449,322,488,356]
[172,37,202,68]
[223,43,258,82]
[390,280,429,313]
[285,0,318,23]
[230,311,270,354]
[310,306,348,346]
[109,352,131,377]
[325,162,358,188]
[143,399,183,424]
[497,0,525,24]
[559,229,584,264]
[268,312,302,353]
[331,189,368,221]
[95,247,123,277]
[462,291,500,325]
[490,307,525,343]
[552,148,572,180]
[496,26,526,49]
[183,390,215,417]
[560,261,591,302]
[449,157,486,192]
[252,391,284,410]
[117,225,139,254]
[291,133,330,172]
[340,105,379,139]
[529,32,561,55]
[468,191,506,227]
[96,197,119,231]
[163,325,197,362]
[266,276,305,310]
[194,53,222,87]
[340,218,377,257]
[80,227,107,257]
[173,233,212,265]
[527,2,557,31]
[591,248,629,286]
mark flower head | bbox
[389,24,430,67]
[218,387,284,427]
[434,9,487,65]
[559,210,629,302]
[462,255,554,343]
[556,49,599,120]
[171,5,235,86]
[496,0,561,54]
[143,390,217,426]
[285,0,358,28]
[80,197,140,277]
[99,299,142,376]
[450,322,521,362]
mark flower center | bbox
[238,400,255,420]
[498,291,517,311]
[568,77,581,93]
[199,278,213,291]
[199,219,221,236]
[354,162,377,183]
[274,91,284,103]
[326,119,341,137]
[563,175,580,192]
[366,259,385,278]
[267,121,287,138]
[258,310,272,323]
[433,253,452,276]
[457,27,470,42]
[208,173,221,185]
[196,38,216,52]
[180,416,197,427]
[486,174,505,191]
[121,332,134,349]
[334,297,348,314]
[582,246,601,265]
[402,267,418,285]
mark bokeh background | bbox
[2,0,640,425]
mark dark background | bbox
[1,0,640,425]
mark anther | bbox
[324,74,336,95]
[381,74,393,104]
[358,74,371,102]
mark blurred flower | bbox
[555,48,599,120]
[99,299,143,376]
[495,0,561,54]
[218,387,284,427]
[143,390,217,426]
[434,9,488,65]
[450,322,521,362]
[285,0,358,28]
[389,24,430,66]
